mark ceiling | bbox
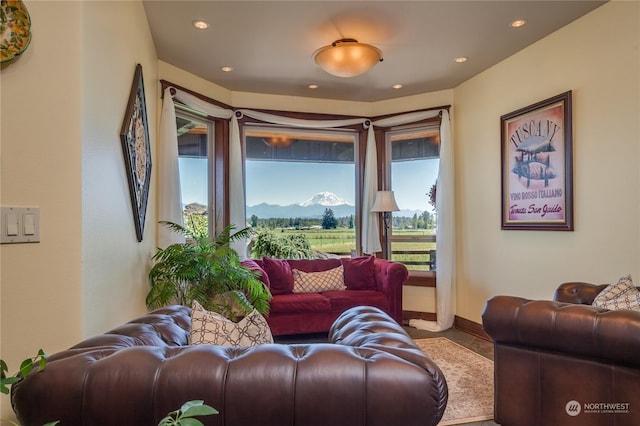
[143,1,606,102]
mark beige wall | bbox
[81,0,158,337]
[453,1,640,323]
[0,1,83,419]
[0,0,157,419]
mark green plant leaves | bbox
[1,349,48,395]
[147,222,271,318]
[157,400,218,426]
[251,228,314,259]
[180,399,218,417]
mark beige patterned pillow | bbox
[190,301,273,347]
[592,275,640,311]
[292,265,345,293]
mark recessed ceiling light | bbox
[192,20,209,30]
[308,84,318,89]
[455,57,468,63]
[392,84,403,89]
[511,19,527,28]
[221,66,234,72]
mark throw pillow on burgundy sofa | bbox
[287,258,341,272]
[341,256,377,290]
[251,257,378,294]
[292,265,346,293]
[261,257,294,295]
[242,259,271,288]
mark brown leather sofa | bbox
[482,283,640,426]
[12,305,447,426]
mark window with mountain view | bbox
[387,125,439,272]
[175,109,214,237]
[244,126,357,258]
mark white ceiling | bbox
[143,1,606,102]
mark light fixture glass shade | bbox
[313,38,383,78]
[371,191,400,212]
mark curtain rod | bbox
[160,79,451,121]
[160,79,232,110]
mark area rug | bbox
[414,337,494,425]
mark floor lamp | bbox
[371,190,400,259]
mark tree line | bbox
[249,208,435,230]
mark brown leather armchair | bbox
[12,305,447,426]
[483,284,640,426]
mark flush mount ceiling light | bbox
[313,38,383,78]
[192,20,209,30]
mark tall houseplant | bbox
[146,222,271,320]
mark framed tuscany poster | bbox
[501,91,573,230]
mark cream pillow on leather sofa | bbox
[190,301,273,347]
[592,274,640,311]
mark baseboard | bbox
[402,310,437,324]
[402,310,491,341]
[454,315,491,341]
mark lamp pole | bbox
[371,191,400,260]
[382,211,391,259]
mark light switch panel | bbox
[1,206,40,244]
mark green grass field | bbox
[277,227,436,271]
[183,211,437,271]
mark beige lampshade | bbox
[313,38,383,78]
[371,191,400,212]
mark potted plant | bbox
[146,221,271,320]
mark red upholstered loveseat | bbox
[242,256,408,336]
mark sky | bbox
[179,157,438,212]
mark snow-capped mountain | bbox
[248,192,354,219]
[298,191,352,207]
[188,192,427,219]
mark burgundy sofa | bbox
[482,282,640,426]
[11,305,448,426]
[242,257,408,336]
